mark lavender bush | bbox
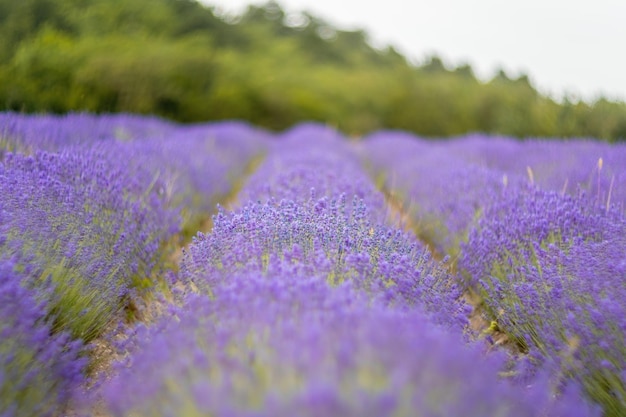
[359,131,626,257]
[357,131,509,255]
[0,113,270,233]
[97,272,599,417]
[238,123,387,221]
[182,196,466,329]
[0,259,87,417]
[0,112,269,341]
[460,184,626,415]
[0,112,176,154]
[0,148,179,341]
[447,134,626,208]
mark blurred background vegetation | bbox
[1,0,626,140]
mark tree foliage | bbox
[1,0,625,140]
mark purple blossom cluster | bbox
[182,195,466,329]
[238,123,387,221]
[0,111,176,153]
[1,148,179,341]
[460,184,626,415]
[0,113,271,227]
[91,121,271,233]
[358,131,626,256]
[357,131,509,254]
[0,259,86,417]
[446,134,626,208]
[97,272,598,417]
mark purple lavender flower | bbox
[0,259,87,417]
[460,184,626,415]
[446,134,626,209]
[358,131,626,256]
[0,148,179,341]
[357,131,509,255]
[1,113,270,229]
[238,122,387,222]
[181,194,466,329]
[95,273,599,417]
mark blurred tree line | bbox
[1,0,626,140]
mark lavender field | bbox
[1,113,625,416]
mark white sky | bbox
[201,0,626,102]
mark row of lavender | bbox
[91,124,599,416]
[0,113,268,416]
[358,132,626,415]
